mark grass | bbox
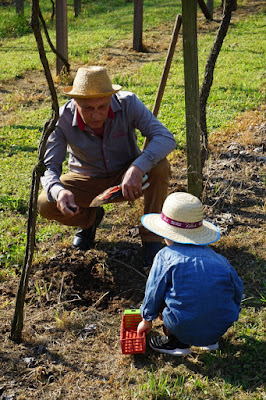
[0,1,265,399]
[20,305,262,400]
[0,0,182,79]
[127,306,265,399]
[124,14,265,137]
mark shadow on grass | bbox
[204,336,265,388]
[0,144,37,155]
[0,195,28,214]
[188,335,265,391]
[132,335,265,392]
[0,339,81,391]
[31,234,265,312]
[213,245,265,309]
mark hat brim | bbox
[141,214,220,246]
[63,84,122,98]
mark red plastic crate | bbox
[120,309,146,354]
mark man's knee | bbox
[37,190,55,219]
[149,158,171,181]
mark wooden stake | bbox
[142,14,182,150]
[133,0,144,52]
[11,0,59,342]
[182,0,202,198]
[56,0,68,75]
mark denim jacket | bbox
[141,243,243,346]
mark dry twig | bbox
[111,258,147,279]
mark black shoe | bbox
[149,335,191,356]
[73,207,104,250]
[143,242,164,272]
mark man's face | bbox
[74,96,111,130]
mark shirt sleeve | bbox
[140,252,171,321]
[127,94,177,173]
[40,124,67,202]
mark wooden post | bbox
[133,0,143,52]
[16,0,24,14]
[182,0,202,198]
[142,14,182,150]
[56,0,68,75]
[207,0,214,19]
[152,15,182,118]
[74,0,81,18]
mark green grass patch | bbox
[119,12,265,137]
[0,0,182,79]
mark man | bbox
[38,66,176,269]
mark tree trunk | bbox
[199,0,237,167]
[206,0,214,19]
[10,0,59,343]
[198,0,212,20]
[39,10,70,73]
[50,0,55,22]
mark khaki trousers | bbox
[37,158,171,242]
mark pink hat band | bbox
[161,212,203,230]
[141,192,220,245]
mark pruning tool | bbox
[89,174,150,207]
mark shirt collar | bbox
[77,109,85,130]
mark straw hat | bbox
[141,192,220,245]
[63,66,121,98]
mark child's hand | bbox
[137,319,152,335]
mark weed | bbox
[54,309,84,330]
[137,370,187,399]
[34,279,52,303]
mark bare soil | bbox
[0,2,265,399]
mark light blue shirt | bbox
[141,243,243,346]
[41,91,176,201]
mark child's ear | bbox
[164,238,174,246]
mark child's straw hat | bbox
[141,192,220,245]
[63,66,121,98]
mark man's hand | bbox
[121,165,143,201]
[137,319,152,336]
[57,189,79,216]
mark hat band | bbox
[161,212,202,229]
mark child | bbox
[137,192,243,356]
